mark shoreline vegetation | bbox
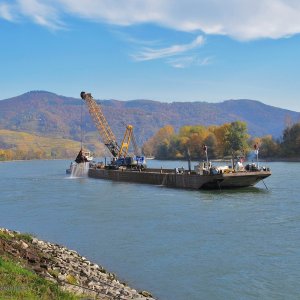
[1,120,300,162]
[0,228,154,300]
[1,157,300,163]
[141,122,300,162]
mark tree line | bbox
[142,121,300,161]
[0,148,77,161]
[1,121,299,161]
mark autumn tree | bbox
[141,121,287,161]
[203,133,218,158]
[210,123,231,158]
[178,125,210,159]
[142,125,175,158]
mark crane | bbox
[80,91,136,160]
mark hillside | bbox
[0,129,106,160]
[0,91,299,149]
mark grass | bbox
[0,231,11,241]
[0,230,33,242]
[16,233,33,243]
[0,256,81,300]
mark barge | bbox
[72,91,272,190]
[87,163,271,190]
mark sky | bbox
[0,0,300,111]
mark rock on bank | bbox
[0,228,154,300]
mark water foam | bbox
[70,162,89,178]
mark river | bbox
[0,160,299,299]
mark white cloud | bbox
[0,0,64,29]
[0,3,14,21]
[17,0,65,29]
[2,0,300,40]
[167,55,213,68]
[198,56,213,66]
[167,56,197,69]
[133,36,205,61]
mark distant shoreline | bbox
[2,157,300,163]
[264,157,300,162]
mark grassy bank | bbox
[0,228,154,300]
[0,256,80,300]
[0,230,80,299]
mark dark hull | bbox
[88,167,271,190]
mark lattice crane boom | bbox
[80,91,120,157]
[118,125,133,158]
[80,91,135,158]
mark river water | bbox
[0,160,299,299]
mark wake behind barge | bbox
[87,164,271,190]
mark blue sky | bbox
[1,0,300,111]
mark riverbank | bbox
[2,156,300,163]
[0,228,154,300]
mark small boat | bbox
[146,156,155,160]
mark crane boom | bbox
[119,124,133,158]
[81,91,146,168]
[80,91,120,157]
[80,91,137,160]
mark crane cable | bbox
[80,100,83,150]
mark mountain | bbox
[0,91,299,147]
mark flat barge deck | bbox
[88,167,271,189]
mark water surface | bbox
[0,160,299,299]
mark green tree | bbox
[251,135,279,158]
[281,122,300,157]
[224,121,249,165]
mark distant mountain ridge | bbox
[0,91,299,146]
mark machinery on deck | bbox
[80,92,146,168]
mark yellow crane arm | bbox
[118,125,133,158]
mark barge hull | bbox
[88,168,271,190]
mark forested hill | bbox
[0,91,299,144]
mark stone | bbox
[140,290,153,298]
[20,241,29,249]
[58,274,66,281]
[40,263,48,269]
[32,265,43,273]
[1,227,156,300]
[32,238,38,244]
